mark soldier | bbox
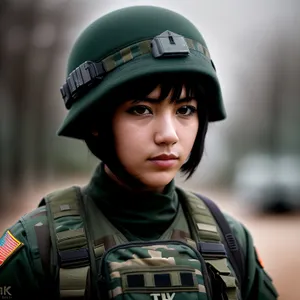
[0,5,278,300]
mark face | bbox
[110,84,199,192]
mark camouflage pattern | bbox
[57,5,225,138]
[61,36,212,116]
[101,38,211,74]
[0,182,279,300]
[101,243,208,300]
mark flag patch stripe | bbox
[0,230,23,267]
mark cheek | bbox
[113,120,144,162]
[181,120,199,149]
[192,122,199,142]
[113,122,129,154]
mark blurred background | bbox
[0,0,299,298]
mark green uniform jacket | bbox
[0,165,278,299]
[0,200,278,300]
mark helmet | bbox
[57,5,226,139]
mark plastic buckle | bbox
[151,30,190,58]
[59,248,89,268]
[198,242,227,259]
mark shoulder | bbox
[18,185,82,249]
[1,205,49,265]
[223,213,278,299]
[0,205,49,267]
[0,186,81,297]
[223,213,248,254]
[0,187,77,274]
[177,187,278,299]
[0,205,49,298]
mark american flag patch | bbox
[0,230,23,267]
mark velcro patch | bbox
[255,247,265,269]
[0,230,23,267]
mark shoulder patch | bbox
[0,230,23,267]
[255,247,265,268]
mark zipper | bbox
[98,239,212,300]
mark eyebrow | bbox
[131,97,195,104]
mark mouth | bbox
[148,154,179,168]
[149,154,179,160]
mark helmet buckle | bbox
[151,30,190,58]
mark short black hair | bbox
[85,74,208,180]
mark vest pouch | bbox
[98,240,211,300]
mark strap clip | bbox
[59,248,89,268]
[151,30,190,58]
[198,242,227,259]
[60,61,105,109]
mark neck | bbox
[85,162,179,241]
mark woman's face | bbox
[111,84,199,192]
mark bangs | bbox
[116,74,205,104]
[85,74,209,180]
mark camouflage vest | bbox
[37,186,242,300]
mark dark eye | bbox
[177,105,197,116]
[128,105,152,115]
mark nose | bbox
[154,115,179,146]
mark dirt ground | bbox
[1,179,299,300]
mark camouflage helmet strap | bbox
[60,34,211,110]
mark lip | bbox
[149,153,179,160]
[148,153,179,169]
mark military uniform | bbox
[0,164,278,299]
[0,5,278,300]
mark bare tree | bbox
[0,0,70,210]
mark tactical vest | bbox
[37,186,244,300]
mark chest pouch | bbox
[98,240,211,300]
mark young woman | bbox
[0,5,278,300]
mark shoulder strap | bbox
[178,188,241,300]
[36,186,127,299]
[195,193,246,292]
[44,186,98,299]
[19,206,54,298]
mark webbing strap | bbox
[101,37,210,73]
[93,235,117,259]
[61,36,211,109]
[45,186,90,298]
[207,259,237,300]
[198,194,245,289]
[20,209,55,299]
[181,189,239,300]
[60,266,90,298]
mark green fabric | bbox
[84,163,179,241]
[100,38,210,73]
[57,6,225,139]
[0,173,278,299]
[0,217,45,299]
[101,242,207,299]
[224,213,279,299]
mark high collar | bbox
[84,163,179,240]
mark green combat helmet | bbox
[57,5,226,139]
